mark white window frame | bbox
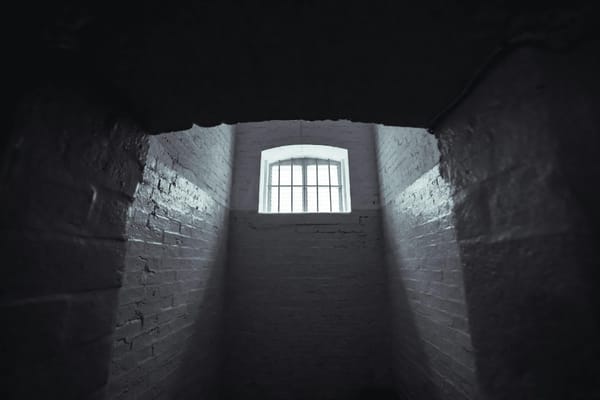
[258,145,352,213]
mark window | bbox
[259,145,351,213]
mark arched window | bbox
[258,145,351,213]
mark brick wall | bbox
[436,45,600,400]
[107,124,235,399]
[375,126,477,399]
[1,86,147,399]
[223,120,392,400]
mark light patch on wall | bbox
[393,166,454,224]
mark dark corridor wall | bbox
[108,125,234,399]
[1,86,147,399]
[223,121,392,400]
[436,44,600,400]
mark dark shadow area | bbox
[439,43,600,400]
[0,83,147,399]
[170,211,230,400]
[358,387,402,400]
[221,210,394,400]
[382,248,443,400]
[7,2,599,132]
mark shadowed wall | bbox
[1,85,146,399]
[437,44,600,400]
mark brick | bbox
[224,121,390,400]
[107,125,233,399]
[376,125,476,399]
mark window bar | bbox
[315,158,319,212]
[291,158,294,213]
[339,161,344,211]
[277,161,281,213]
[341,163,344,211]
[328,159,332,212]
[302,158,307,212]
[339,180,343,212]
[336,162,344,212]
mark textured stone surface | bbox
[224,121,392,400]
[437,44,600,400]
[107,125,234,399]
[376,126,476,400]
[0,85,147,399]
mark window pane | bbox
[318,187,330,212]
[318,161,330,185]
[292,187,303,213]
[270,163,279,185]
[330,163,340,185]
[306,161,317,185]
[292,161,303,185]
[280,187,291,213]
[269,187,279,212]
[331,187,341,212]
[279,161,291,185]
[306,187,317,212]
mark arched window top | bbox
[258,145,351,213]
[261,144,348,162]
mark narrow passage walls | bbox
[108,125,235,399]
[376,126,476,400]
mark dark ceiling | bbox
[6,1,599,132]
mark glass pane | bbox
[331,187,341,212]
[269,187,279,212]
[279,161,291,185]
[292,161,303,186]
[318,187,330,212]
[306,187,317,212]
[318,161,330,185]
[270,163,279,185]
[292,187,303,213]
[280,187,291,213]
[306,161,317,185]
[330,163,340,186]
